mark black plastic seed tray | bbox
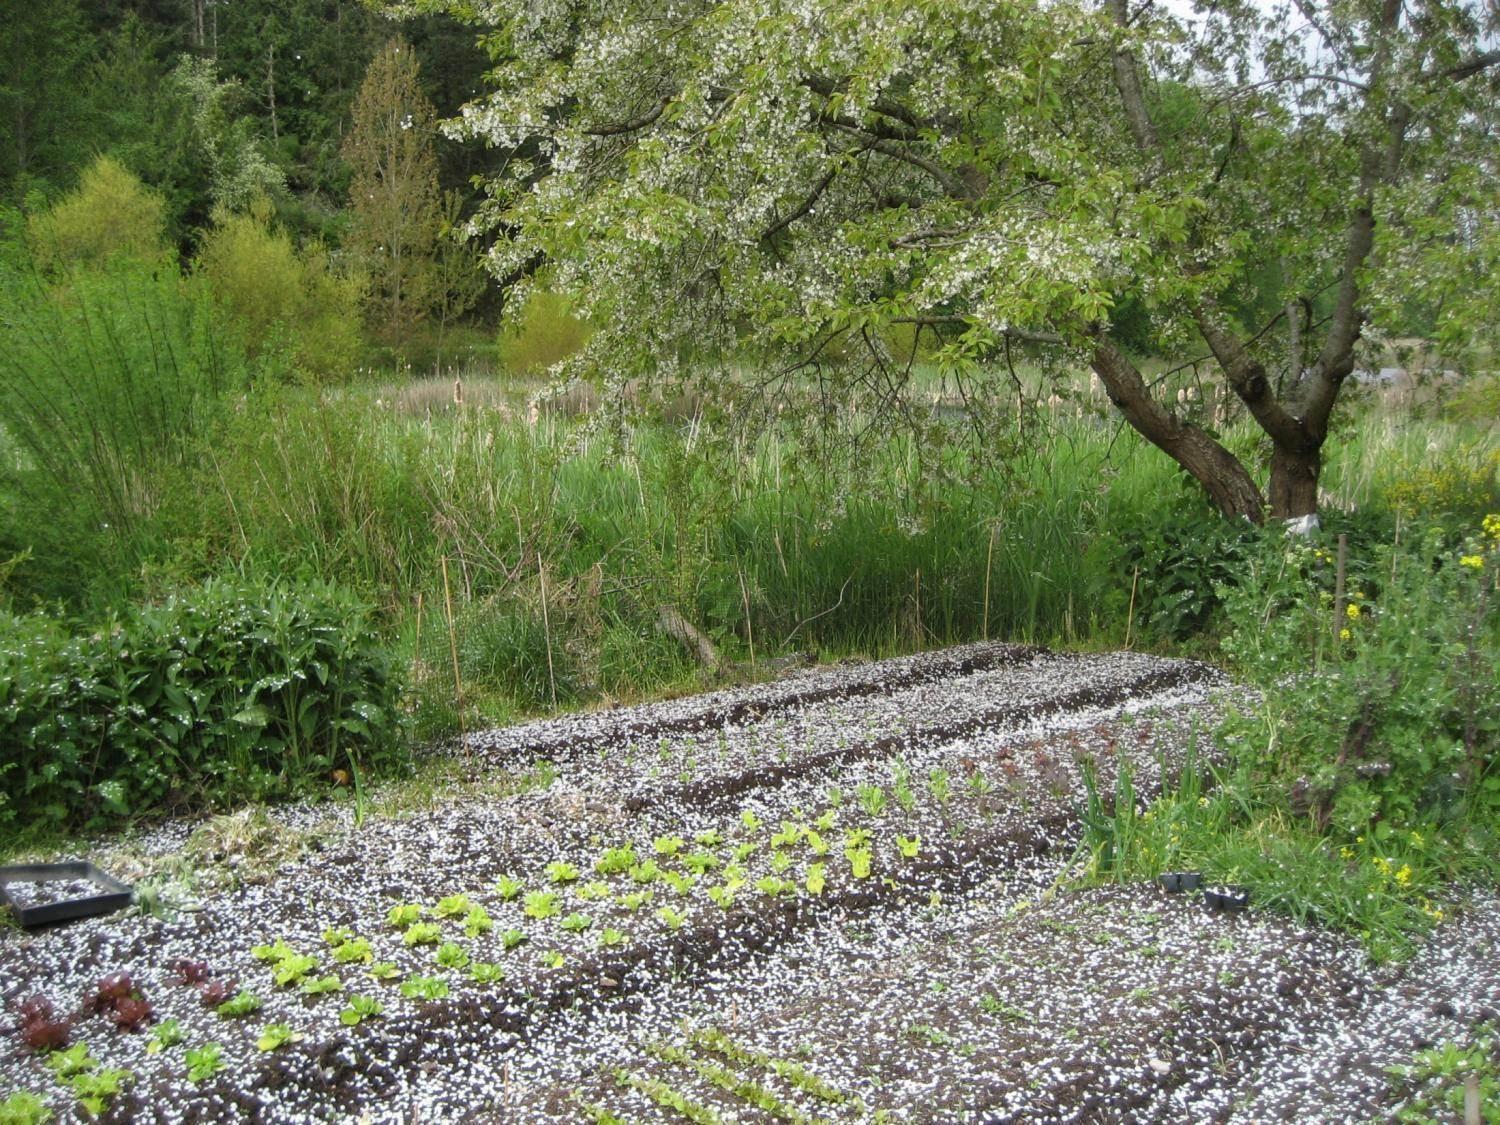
[0,862,133,927]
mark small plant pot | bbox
[1203,885,1250,913]
[1158,871,1202,893]
[0,862,134,928]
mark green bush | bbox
[26,155,168,271]
[195,200,366,381]
[1099,500,1261,641]
[1217,520,1499,832]
[0,576,406,833]
[497,290,591,375]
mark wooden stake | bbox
[538,554,558,710]
[1124,566,1140,650]
[441,557,467,757]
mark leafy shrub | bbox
[26,155,168,270]
[0,576,405,833]
[497,290,591,375]
[1380,445,1499,526]
[1102,502,1261,641]
[195,200,366,381]
[1217,519,1499,831]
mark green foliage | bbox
[497,291,592,375]
[1087,517,1499,960]
[195,200,365,381]
[0,255,248,606]
[0,1091,50,1125]
[1096,500,1261,641]
[0,575,405,833]
[1218,523,1499,831]
[185,1043,224,1081]
[1388,1024,1500,1123]
[26,156,168,270]
[168,57,285,215]
[342,39,443,335]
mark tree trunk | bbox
[1268,443,1321,520]
[1090,337,1265,523]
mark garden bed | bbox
[2,643,1495,1122]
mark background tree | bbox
[27,155,168,271]
[342,38,444,337]
[0,0,96,197]
[433,0,1499,522]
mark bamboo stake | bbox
[538,554,558,710]
[738,565,756,674]
[412,592,424,678]
[441,557,467,757]
[982,521,997,642]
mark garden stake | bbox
[982,521,997,642]
[738,565,756,674]
[538,554,558,710]
[441,557,467,757]
[1333,533,1348,641]
[1125,566,1140,650]
[412,592,424,679]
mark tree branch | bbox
[822,122,969,198]
[584,97,669,136]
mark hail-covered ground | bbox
[2,643,1496,1122]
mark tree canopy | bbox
[431,0,1499,521]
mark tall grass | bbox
[0,258,248,603]
[5,351,1493,734]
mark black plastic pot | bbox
[1158,871,1202,893]
[0,862,134,928]
[1203,885,1250,913]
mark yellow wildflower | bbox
[1340,628,1352,642]
[1339,846,1354,860]
[1395,864,1413,886]
[1459,554,1484,570]
[1346,602,1361,619]
[1484,513,1500,541]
